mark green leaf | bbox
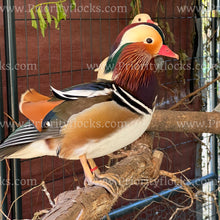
[130,0,134,8]
[39,20,46,37]
[37,7,47,37]
[130,0,141,18]
[56,3,60,21]
[56,3,66,22]
[30,8,37,29]
[45,5,52,26]
[52,15,59,30]
[71,0,76,10]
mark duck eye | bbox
[138,18,141,21]
[146,38,153,44]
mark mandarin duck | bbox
[96,13,158,80]
[0,23,178,194]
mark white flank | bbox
[68,114,153,159]
[6,140,57,159]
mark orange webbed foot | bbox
[80,155,120,195]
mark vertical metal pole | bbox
[211,0,218,219]
[212,0,218,168]
[3,0,22,219]
[0,51,8,220]
[217,0,220,211]
[195,4,203,219]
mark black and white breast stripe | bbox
[51,82,153,115]
[112,84,153,115]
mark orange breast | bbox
[59,101,139,159]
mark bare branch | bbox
[169,70,220,110]
[148,110,220,134]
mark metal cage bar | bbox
[3,0,22,218]
[211,0,219,217]
[0,51,8,220]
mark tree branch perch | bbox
[148,110,220,134]
[39,150,163,220]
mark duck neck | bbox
[114,58,159,109]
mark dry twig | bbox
[169,68,220,110]
[1,160,10,208]
[159,170,194,220]
[42,181,55,208]
[3,112,20,128]
[7,181,53,218]
[155,133,182,155]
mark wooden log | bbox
[40,150,164,220]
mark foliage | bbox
[30,0,76,37]
[156,2,191,86]
[31,0,142,36]
[156,4,176,47]
[175,51,188,84]
[130,0,142,19]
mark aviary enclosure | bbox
[0,0,219,219]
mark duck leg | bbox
[88,158,121,188]
[79,154,120,195]
[88,158,101,175]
